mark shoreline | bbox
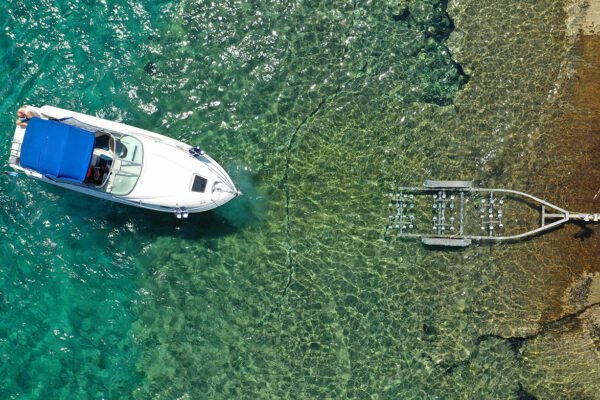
[545,4,600,312]
[515,4,600,395]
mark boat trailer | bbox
[384,180,600,247]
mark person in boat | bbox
[87,165,108,186]
[15,107,35,127]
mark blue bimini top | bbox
[20,117,95,183]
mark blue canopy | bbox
[20,118,95,183]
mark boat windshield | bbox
[105,135,143,195]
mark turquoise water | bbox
[1,0,599,398]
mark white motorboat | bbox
[8,105,240,217]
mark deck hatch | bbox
[192,175,207,193]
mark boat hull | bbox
[9,106,239,214]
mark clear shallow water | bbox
[1,0,599,398]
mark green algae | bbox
[131,0,598,399]
[0,0,598,398]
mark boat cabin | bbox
[19,117,143,196]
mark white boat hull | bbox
[9,106,239,215]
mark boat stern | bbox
[9,105,44,171]
[9,125,26,169]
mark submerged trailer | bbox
[384,180,600,247]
